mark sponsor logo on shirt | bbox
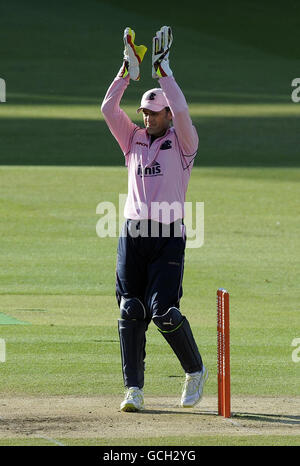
[136,141,148,147]
[137,161,162,177]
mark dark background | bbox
[1,0,299,166]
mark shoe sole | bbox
[120,403,144,412]
[181,368,209,408]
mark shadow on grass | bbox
[1,116,300,167]
[233,412,300,426]
[138,409,300,427]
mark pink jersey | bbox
[101,75,199,224]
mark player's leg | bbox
[153,307,203,374]
[153,306,208,407]
[116,221,149,411]
[146,234,203,373]
[118,296,147,411]
[145,233,207,406]
[117,296,147,389]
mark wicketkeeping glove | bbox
[118,27,147,81]
[152,26,173,79]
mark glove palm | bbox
[119,27,147,81]
[152,26,173,78]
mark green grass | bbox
[0,0,299,447]
[102,0,300,60]
[1,0,299,166]
[0,166,299,399]
[0,435,299,446]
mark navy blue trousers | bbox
[116,219,186,388]
[116,219,186,322]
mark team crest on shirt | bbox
[137,161,162,177]
[160,140,172,150]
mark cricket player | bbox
[101,26,207,412]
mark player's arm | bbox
[101,27,147,154]
[101,77,136,154]
[159,76,198,157]
[152,26,198,157]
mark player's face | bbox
[142,108,172,138]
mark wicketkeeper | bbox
[101,26,207,411]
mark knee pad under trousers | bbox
[119,296,146,321]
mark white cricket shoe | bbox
[120,387,144,412]
[181,366,208,408]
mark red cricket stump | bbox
[217,288,231,418]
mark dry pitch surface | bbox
[0,395,299,444]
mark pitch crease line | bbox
[37,435,65,446]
